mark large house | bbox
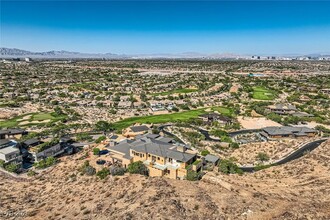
[321,89,330,95]
[108,134,201,180]
[123,124,152,138]
[266,104,297,115]
[199,112,232,126]
[0,129,27,140]
[260,126,317,139]
[22,138,75,162]
[0,139,23,167]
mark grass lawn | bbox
[0,112,66,128]
[211,106,233,116]
[113,106,234,131]
[150,88,198,96]
[0,119,18,128]
[32,113,57,121]
[252,86,276,100]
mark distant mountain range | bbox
[0,47,122,59]
[1,47,329,59]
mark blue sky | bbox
[1,1,330,55]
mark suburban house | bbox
[117,101,132,109]
[123,124,152,138]
[107,134,201,179]
[320,88,330,95]
[204,154,220,166]
[0,129,28,140]
[199,112,232,126]
[260,126,317,139]
[203,154,220,170]
[291,112,314,118]
[23,138,43,148]
[24,138,74,162]
[0,139,23,167]
[266,104,297,115]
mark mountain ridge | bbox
[1,47,329,59]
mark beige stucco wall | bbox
[148,166,164,177]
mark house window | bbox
[157,157,160,160]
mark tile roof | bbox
[263,126,316,136]
[205,154,220,163]
[23,138,41,146]
[130,125,150,132]
[108,135,195,163]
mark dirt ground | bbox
[0,140,329,220]
[229,138,313,166]
[238,116,282,129]
[229,83,241,93]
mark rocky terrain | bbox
[0,140,329,220]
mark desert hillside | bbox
[1,140,329,220]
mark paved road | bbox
[159,124,221,142]
[159,124,328,173]
[240,139,328,172]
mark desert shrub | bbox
[34,157,57,169]
[95,136,106,144]
[110,166,126,176]
[201,150,210,156]
[27,170,37,176]
[0,159,5,168]
[256,152,270,161]
[36,138,60,153]
[79,161,96,176]
[230,142,239,149]
[76,133,93,142]
[96,168,110,179]
[254,163,273,171]
[5,163,19,173]
[186,170,201,181]
[218,159,243,175]
[127,161,148,175]
[85,166,96,176]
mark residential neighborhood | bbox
[0,58,329,219]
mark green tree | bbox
[53,106,64,116]
[5,163,19,173]
[93,148,100,156]
[34,157,57,169]
[186,170,200,181]
[95,121,114,135]
[95,136,106,144]
[218,159,243,175]
[127,161,148,175]
[210,129,228,138]
[76,132,93,142]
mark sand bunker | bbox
[19,119,51,125]
[16,115,32,121]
